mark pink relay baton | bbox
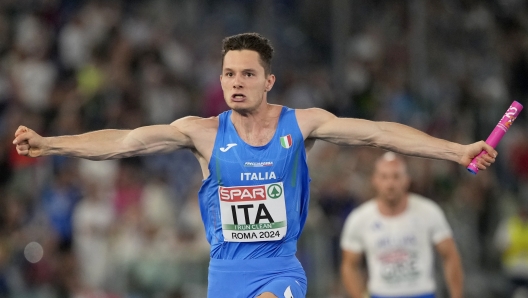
[467,101,523,174]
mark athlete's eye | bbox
[245,73,254,77]
[225,72,233,77]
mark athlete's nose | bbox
[232,74,243,89]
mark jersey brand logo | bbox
[244,161,273,167]
[220,143,237,152]
[284,286,293,298]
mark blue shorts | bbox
[208,256,307,298]
[371,293,435,298]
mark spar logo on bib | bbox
[280,135,293,149]
[267,184,282,199]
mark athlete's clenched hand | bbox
[459,140,497,170]
[13,126,47,157]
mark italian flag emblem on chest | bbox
[280,134,293,149]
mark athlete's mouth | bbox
[231,93,247,102]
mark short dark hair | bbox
[221,33,274,75]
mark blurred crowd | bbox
[0,0,527,297]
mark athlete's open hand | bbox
[13,126,47,157]
[460,140,497,170]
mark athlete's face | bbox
[221,50,275,114]
[372,159,410,204]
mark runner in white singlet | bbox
[340,153,464,298]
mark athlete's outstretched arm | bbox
[296,108,497,170]
[13,117,198,160]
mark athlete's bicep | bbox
[121,117,198,155]
[123,124,192,155]
[341,249,363,268]
[435,237,459,259]
[296,108,381,146]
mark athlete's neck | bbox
[376,193,409,216]
[231,104,282,146]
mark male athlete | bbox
[14,33,494,298]
[340,152,463,298]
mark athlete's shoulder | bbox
[170,116,220,151]
[294,108,336,139]
[294,107,335,121]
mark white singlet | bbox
[340,193,452,297]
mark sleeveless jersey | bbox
[198,106,310,260]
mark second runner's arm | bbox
[341,250,367,298]
[436,238,464,298]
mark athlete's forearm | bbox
[372,122,464,164]
[45,129,138,160]
[443,253,464,298]
[341,264,366,298]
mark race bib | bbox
[379,250,420,283]
[219,182,287,242]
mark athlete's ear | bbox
[265,74,276,92]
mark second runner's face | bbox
[221,50,275,114]
[372,160,410,204]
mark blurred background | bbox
[0,0,528,297]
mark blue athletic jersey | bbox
[198,106,310,260]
